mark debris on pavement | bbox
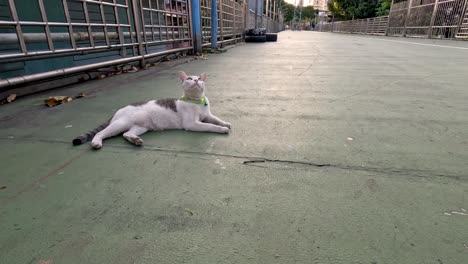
[0,185,7,190]
[444,209,468,216]
[203,48,226,54]
[346,137,354,141]
[44,96,72,107]
[125,66,139,73]
[133,235,143,240]
[0,93,17,105]
[65,125,73,128]
[36,259,52,264]
[6,94,16,103]
[75,93,86,98]
[184,208,194,216]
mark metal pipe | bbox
[0,31,189,44]
[132,0,145,65]
[211,0,218,48]
[265,0,269,30]
[0,47,192,89]
[7,0,26,53]
[254,0,259,28]
[62,0,77,49]
[0,37,192,63]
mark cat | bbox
[72,71,231,149]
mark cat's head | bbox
[178,71,206,99]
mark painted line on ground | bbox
[374,38,468,50]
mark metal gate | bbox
[199,0,244,47]
[0,0,193,88]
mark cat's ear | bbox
[200,73,206,82]
[178,71,188,81]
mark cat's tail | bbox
[72,120,110,146]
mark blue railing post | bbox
[211,0,218,49]
[190,0,202,53]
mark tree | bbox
[327,0,388,20]
[301,6,316,21]
[375,0,392,16]
[281,3,296,23]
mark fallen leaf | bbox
[7,94,16,103]
[0,185,6,190]
[126,66,139,73]
[44,96,72,107]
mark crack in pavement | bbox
[1,137,466,182]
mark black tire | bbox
[245,35,267,43]
[266,33,278,42]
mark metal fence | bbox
[200,0,213,46]
[0,0,193,88]
[219,0,244,45]
[320,16,389,35]
[388,0,467,38]
[200,0,245,47]
[319,0,468,39]
[0,0,283,91]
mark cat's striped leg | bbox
[91,120,130,149]
[123,126,148,146]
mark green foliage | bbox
[375,0,392,16]
[327,0,390,19]
[301,6,316,20]
[282,3,296,22]
[281,4,316,23]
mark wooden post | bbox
[366,18,370,34]
[385,0,394,36]
[428,0,440,38]
[402,0,413,37]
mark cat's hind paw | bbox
[222,122,231,129]
[91,140,103,149]
[220,127,230,134]
[133,137,144,146]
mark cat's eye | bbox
[186,77,192,80]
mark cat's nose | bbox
[195,79,198,83]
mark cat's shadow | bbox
[105,129,227,150]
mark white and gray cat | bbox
[72,71,231,149]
